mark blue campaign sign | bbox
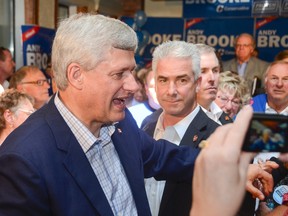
[21,25,55,71]
[255,17,288,62]
[183,0,252,18]
[184,18,254,61]
[141,17,184,63]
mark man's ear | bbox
[3,109,14,128]
[66,63,83,90]
[196,76,202,93]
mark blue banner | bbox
[21,25,55,71]
[141,17,185,62]
[184,18,254,61]
[183,0,252,18]
[255,17,288,61]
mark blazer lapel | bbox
[46,100,114,216]
[112,118,151,216]
[179,109,210,148]
[219,112,233,125]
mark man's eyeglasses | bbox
[235,44,252,48]
[20,79,50,86]
[17,108,35,116]
[217,96,241,108]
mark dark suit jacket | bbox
[219,111,233,125]
[141,107,220,216]
[0,97,201,216]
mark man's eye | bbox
[113,73,123,79]
[178,79,188,84]
[158,79,166,83]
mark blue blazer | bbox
[0,97,200,216]
[251,93,267,113]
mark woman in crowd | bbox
[214,71,251,119]
[0,89,34,145]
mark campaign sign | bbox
[252,0,280,16]
[141,17,184,62]
[184,18,254,61]
[255,17,288,62]
[183,0,252,18]
[21,25,55,71]
[280,0,288,16]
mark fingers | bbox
[247,179,265,200]
[262,161,279,173]
[224,105,253,160]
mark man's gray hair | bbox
[52,13,138,90]
[152,41,201,80]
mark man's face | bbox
[155,57,198,118]
[214,89,241,118]
[235,35,254,62]
[18,69,50,109]
[79,48,139,123]
[265,63,288,106]
[0,50,15,78]
[197,52,220,104]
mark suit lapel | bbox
[219,112,233,125]
[45,100,114,216]
[111,116,151,215]
[179,109,210,148]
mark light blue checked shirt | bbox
[54,94,137,216]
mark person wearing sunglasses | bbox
[9,65,50,109]
[0,89,34,145]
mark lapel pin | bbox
[193,135,198,142]
[117,128,122,133]
[225,116,230,121]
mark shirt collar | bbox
[54,93,115,153]
[265,103,288,116]
[154,106,200,145]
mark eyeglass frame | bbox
[235,43,252,48]
[17,108,35,116]
[20,79,50,86]
[217,95,242,108]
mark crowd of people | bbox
[0,13,288,216]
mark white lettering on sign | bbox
[26,44,48,69]
[151,34,182,45]
[186,34,236,47]
[257,35,288,48]
[258,30,277,35]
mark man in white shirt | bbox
[252,60,288,116]
[141,41,219,216]
[195,44,233,125]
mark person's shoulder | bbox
[251,93,267,112]
[140,108,162,129]
[251,57,270,66]
[223,58,236,65]
[252,93,267,102]
[197,108,220,128]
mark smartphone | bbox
[242,113,288,152]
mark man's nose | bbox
[123,73,139,94]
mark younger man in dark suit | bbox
[142,41,219,216]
